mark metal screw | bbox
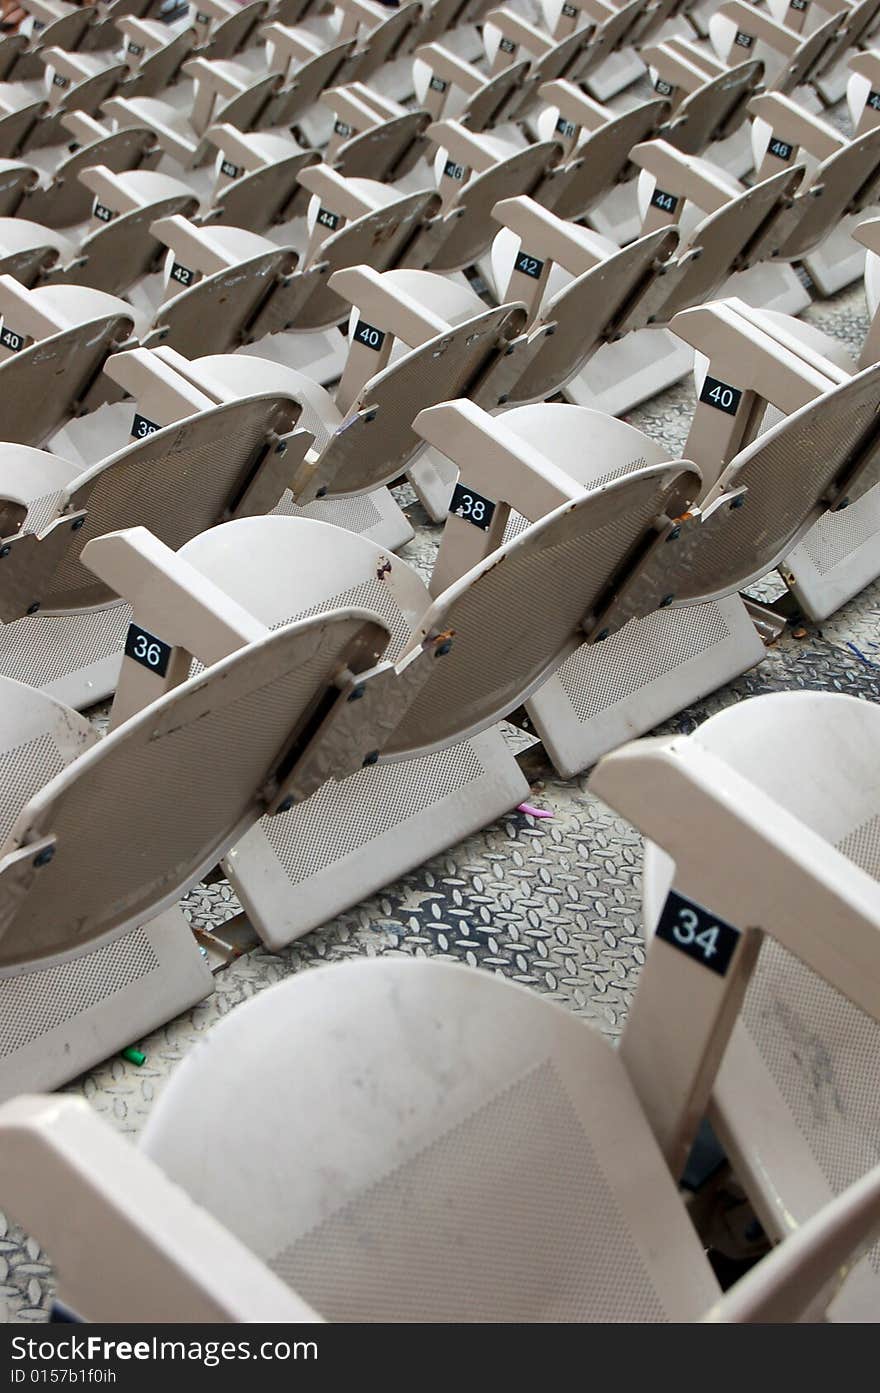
[435,639,453,657]
[362,750,379,766]
[26,602,40,615]
[347,684,366,701]
[666,526,681,541]
[503,344,514,356]
[498,393,509,404]
[277,795,294,814]
[544,325,556,336]
[835,496,850,511]
[659,594,674,607]
[364,410,377,423]
[0,546,10,558]
[729,495,745,510]
[595,628,609,641]
[316,485,328,498]
[71,517,85,530]
[275,441,287,455]
[33,846,54,868]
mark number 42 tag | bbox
[655,889,741,977]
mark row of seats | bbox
[0,0,876,1322]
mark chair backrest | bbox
[664,58,763,154]
[0,608,389,968]
[384,460,700,758]
[427,141,562,272]
[210,150,319,232]
[120,29,194,99]
[334,112,430,182]
[774,127,880,261]
[18,127,157,228]
[0,101,45,161]
[541,100,668,223]
[0,161,37,218]
[0,314,133,445]
[48,193,199,296]
[26,66,128,151]
[36,395,301,611]
[259,44,356,130]
[142,248,296,356]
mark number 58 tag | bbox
[655,889,741,977]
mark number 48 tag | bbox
[655,889,741,977]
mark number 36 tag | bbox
[655,889,741,977]
[124,623,172,677]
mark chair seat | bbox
[141,956,720,1322]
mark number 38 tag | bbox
[655,889,741,977]
[449,482,496,531]
[124,623,172,677]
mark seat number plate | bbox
[734,29,754,47]
[656,889,741,977]
[768,137,793,161]
[699,375,742,416]
[353,320,386,351]
[220,159,242,179]
[650,188,678,213]
[655,78,673,96]
[317,207,339,230]
[449,483,496,530]
[429,76,448,92]
[444,159,466,180]
[94,203,114,222]
[0,327,24,352]
[515,251,544,279]
[170,261,194,286]
[334,120,352,137]
[131,413,160,439]
[555,117,576,137]
[125,623,172,677]
[499,37,517,52]
[868,90,880,111]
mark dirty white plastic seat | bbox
[3,942,880,1318]
[0,598,398,1101]
[8,113,159,228]
[602,689,880,1320]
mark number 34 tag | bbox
[655,889,741,977]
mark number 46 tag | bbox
[655,889,741,977]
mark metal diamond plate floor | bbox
[1,282,878,1323]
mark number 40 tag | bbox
[655,889,741,977]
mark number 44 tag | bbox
[655,889,741,977]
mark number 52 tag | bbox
[655,889,741,977]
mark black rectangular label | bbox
[655,889,741,977]
[170,261,194,287]
[32,18,44,29]
[650,187,678,213]
[429,75,448,92]
[789,0,808,10]
[124,623,172,677]
[317,207,340,229]
[334,120,352,137]
[353,319,385,350]
[52,73,69,87]
[555,116,576,136]
[131,412,160,439]
[868,89,880,111]
[767,137,793,161]
[449,482,496,530]
[93,202,114,222]
[499,36,516,52]
[514,251,544,279]
[195,9,210,20]
[443,159,466,180]
[127,41,144,54]
[220,158,242,179]
[561,2,578,14]
[0,326,24,352]
[654,77,674,96]
[733,28,754,47]
[699,374,743,416]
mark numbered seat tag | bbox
[353,320,386,351]
[131,413,160,439]
[699,374,742,416]
[789,0,808,10]
[429,76,448,92]
[449,482,496,530]
[499,36,517,53]
[515,251,544,279]
[733,29,754,47]
[767,137,793,161]
[655,889,741,977]
[0,326,24,353]
[650,188,678,214]
[124,623,172,677]
[220,159,242,179]
[334,120,352,138]
[317,207,340,230]
[443,159,466,180]
[555,117,577,137]
[170,261,194,287]
[94,203,114,223]
[868,90,880,112]
[52,73,70,88]
[127,41,144,55]
[195,10,210,21]
[561,2,578,15]
[654,78,674,96]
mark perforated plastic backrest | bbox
[28,69,129,152]
[51,193,199,296]
[461,62,529,131]
[261,45,355,128]
[317,304,526,495]
[777,128,880,261]
[666,60,763,155]
[334,112,429,182]
[49,394,299,609]
[213,74,282,142]
[771,11,840,92]
[211,151,319,232]
[0,315,133,446]
[386,461,700,756]
[655,164,801,321]
[508,229,679,404]
[347,3,421,76]
[0,103,45,161]
[19,128,157,229]
[0,609,389,969]
[429,142,562,271]
[142,958,717,1322]
[543,100,668,222]
[121,31,194,98]
[142,248,295,356]
[674,364,880,602]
